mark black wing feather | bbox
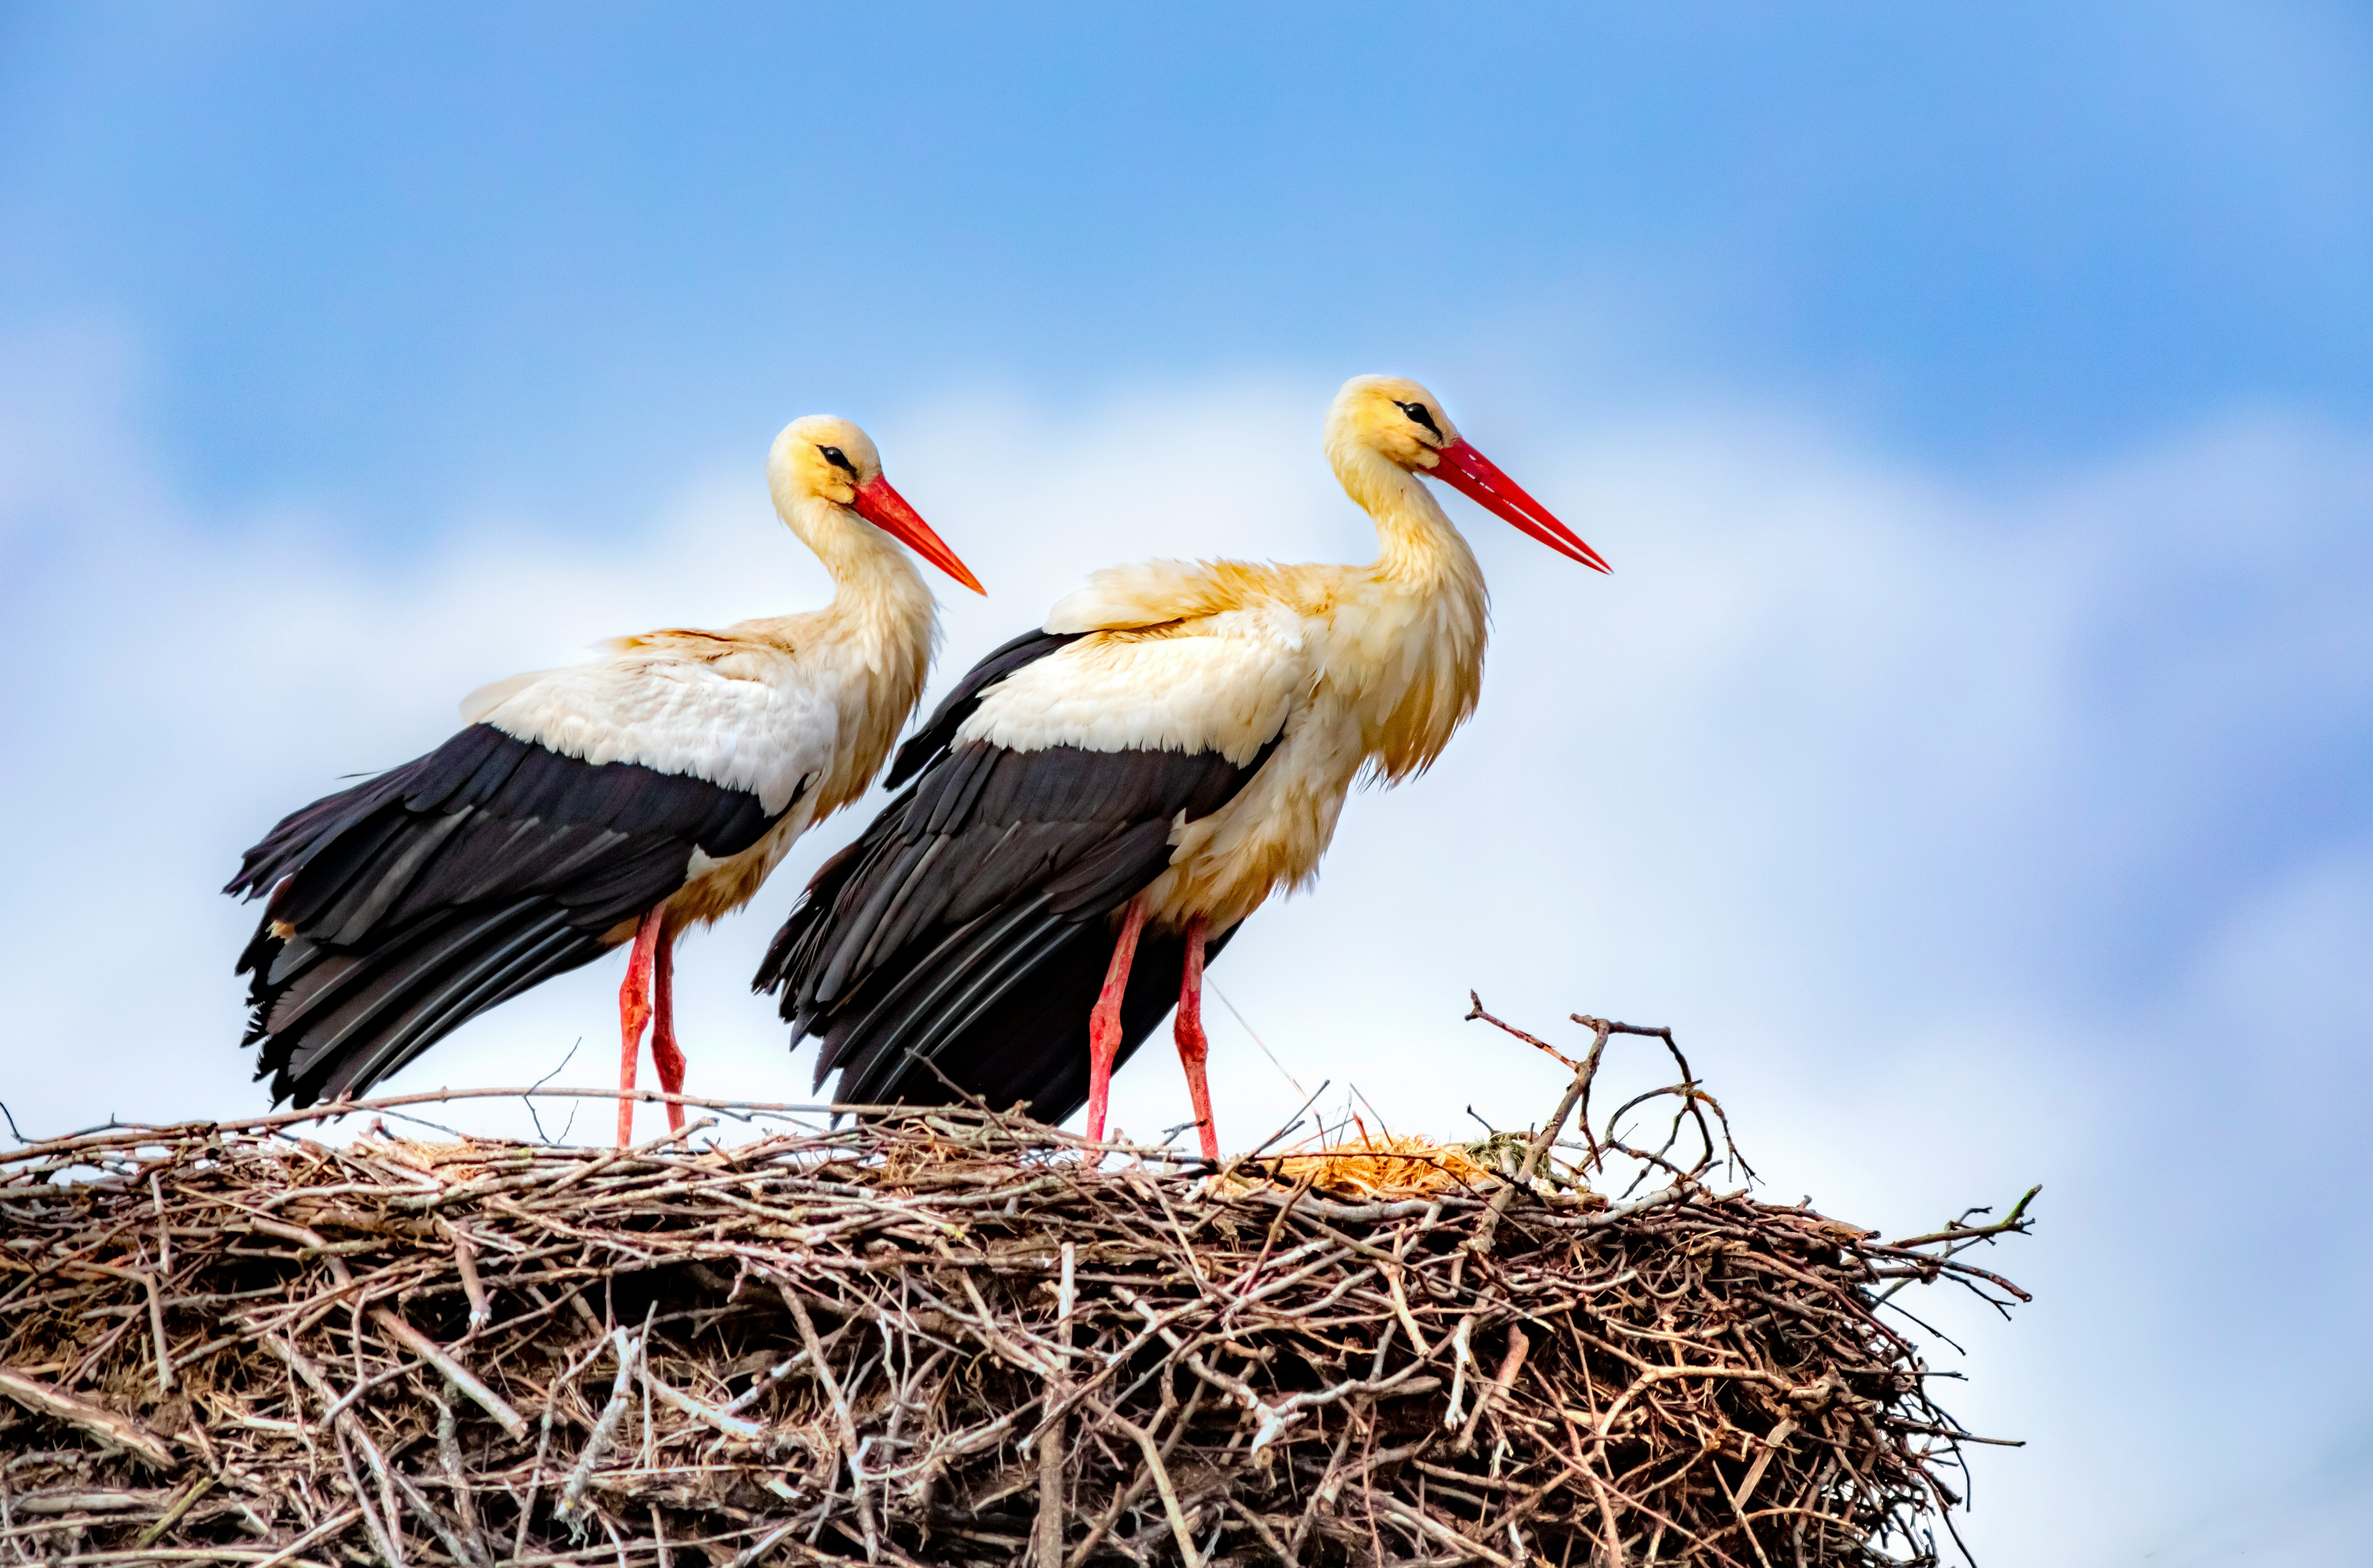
[228,724,788,1108]
[756,630,1280,1125]
[883,630,1085,790]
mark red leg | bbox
[1174,917,1218,1162]
[1085,898,1149,1144]
[650,925,687,1134]
[615,906,665,1147]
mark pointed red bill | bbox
[1425,439,1610,573]
[852,476,986,594]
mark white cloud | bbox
[3,331,2369,1563]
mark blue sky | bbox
[8,3,2371,521]
[5,5,2372,1563]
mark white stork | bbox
[758,376,1605,1160]
[226,416,983,1145]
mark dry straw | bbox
[0,1002,2031,1566]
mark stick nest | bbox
[0,1006,2031,1567]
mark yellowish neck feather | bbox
[778,492,938,813]
[779,494,935,651]
[1325,441,1491,782]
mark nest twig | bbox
[0,1004,2031,1566]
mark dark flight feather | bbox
[228,724,787,1108]
[756,631,1279,1125]
[883,629,1084,790]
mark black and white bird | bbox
[757,376,1605,1159]
[226,416,982,1145]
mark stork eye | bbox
[1397,401,1443,439]
[819,445,859,476]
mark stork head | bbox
[768,414,985,594]
[1327,375,1610,573]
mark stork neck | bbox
[1330,443,1486,597]
[1322,441,1492,779]
[780,493,938,663]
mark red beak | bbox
[1425,439,1610,573]
[852,476,986,595]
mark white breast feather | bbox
[959,609,1308,766]
[477,649,836,814]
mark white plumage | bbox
[958,607,1307,768]
[478,646,837,816]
